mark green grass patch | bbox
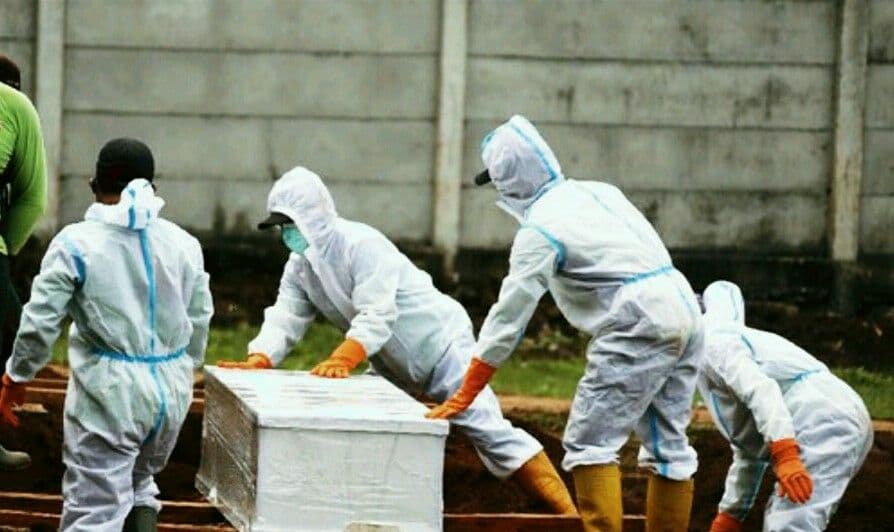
[489,358,584,398]
[48,323,893,419]
[832,367,894,420]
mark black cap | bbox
[93,138,154,194]
[0,54,21,90]
[473,169,491,186]
[257,211,293,230]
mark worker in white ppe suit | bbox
[218,167,576,514]
[0,138,213,532]
[699,281,872,532]
[428,115,703,532]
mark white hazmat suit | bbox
[473,115,703,479]
[6,179,213,531]
[699,281,873,531]
[249,167,541,479]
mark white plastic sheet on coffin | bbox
[197,367,449,532]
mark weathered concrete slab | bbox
[0,0,34,39]
[460,188,826,252]
[470,0,836,65]
[466,58,833,129]
[866,64,894,126]
[463,121,830,191]
[869,0,894,62]
[66,0,439,54]
[270,119,434,184]
[62,113,270,182]
[65,49,437,119]
[863,130,894,195]
[0,40,34,95]
[861,195,894,252]
[60,176,432,241]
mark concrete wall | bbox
[462,0,836,251]
[59,0,439,241]
[0,0,36,95]
[3,0,891,257]
[865,0,894,253]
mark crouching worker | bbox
[700,281,872,532]
[218,167,576,514]
[428,115,703,532]
[0,138,214,531]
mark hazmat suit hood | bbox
[84,179,164,230]
[703,280,746,326]
[265,167,338,252]
[480,115,564,218]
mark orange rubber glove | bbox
[709,512,743,532]
[0,374,26,428]
[217,353,273,370]
[426,358,497,419]
[770,438,813,504]
[310,338,366,378]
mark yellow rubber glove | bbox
[709,512,743,532]
[0,374,26,428]
[770,438,813,504]
[310,338,366,378]
[217,353,273,370]
[426,358,496,419]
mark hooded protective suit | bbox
[699,281,872,531]
[249,167,541,478]
[474,115,703,479]
[6,179,213,531]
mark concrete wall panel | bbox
[866,65,894,126]
[61,176,431,241]
[0,0,35,39]
[65,49,437,119]
[460,188,825,251]
[66,0,438,54]
[861,195,894,252]
[467,59,832,129]
[270,119,434,184]
[869,0,894,62]
[470,0,836,65]
[863,130,894,195]
[62,112,270,182]
[0,41,34,95]
[463,122,830,191]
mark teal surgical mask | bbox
[281,224,309,254]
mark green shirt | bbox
[0,82,47,255]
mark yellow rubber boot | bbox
[572,463,623,532]
[513,450,577,514]
[645,474,694,532]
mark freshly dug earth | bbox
[0,407,891,530]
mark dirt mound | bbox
[2,408,891,530]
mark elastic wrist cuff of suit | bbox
[769,438,800,461]
[1,373,26,386]
[717,511,742,524]
[333,338,367,366]
[247,353,274,368]
[465,357,498,390]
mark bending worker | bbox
[428,115,702,532]
[0,54,47,471]
[699,281,872,532]
[218,167,576,514]
[0,139,214,531]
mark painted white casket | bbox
[197,367,449,532]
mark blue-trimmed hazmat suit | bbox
[473,115,702,479]
[5,179,213,531]
[699,281,872,531]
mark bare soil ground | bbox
[0,402,890,531]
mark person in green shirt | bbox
[0,54,48,471]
